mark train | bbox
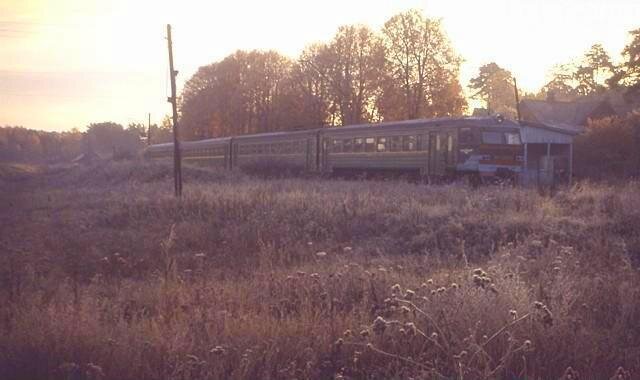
[144,116,524,182]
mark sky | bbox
[1,0,639,132]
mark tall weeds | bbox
[0,162,639,379]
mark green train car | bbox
[144,116,524,181]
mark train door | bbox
[232,143,238,169]
[428,132,446,176]
[322,137,330,172]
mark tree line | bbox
[0,121,173,163]
[180,9,639,139]
[1,9,638,166]
[179,10,466,139]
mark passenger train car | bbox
[144,116,524,181]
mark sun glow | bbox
[1,0,638,131]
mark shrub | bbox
[574,112,640,180]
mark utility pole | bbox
[166,24,182,197]
[514,77,522,122]
[147,113,152,146]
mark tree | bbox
[380,9,465,120]
[617,28,640,94]
[180,50,308,138]
[86,122,142,157]
[293,43,337,126]
[469,62,517,118]
[127,123,147,140]
[573,44,615,96]
[539,45,614,100]
[316,25,386,125]
[540,63,579,101]
[0,126,84,162]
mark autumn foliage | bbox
[574,112,640,179]
[179,10,467,140]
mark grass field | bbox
[1,160,639,380]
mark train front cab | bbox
[455,125,523,183]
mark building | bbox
[516,121,578,186]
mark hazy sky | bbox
[1,0,639,132]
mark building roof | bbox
[519,99,618,133]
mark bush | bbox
[574,112,640,179]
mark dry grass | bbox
[1,160,639,380]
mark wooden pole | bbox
[568,143,573,186]
[166,24,182,197]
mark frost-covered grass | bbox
[1,161,639,379]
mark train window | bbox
[402,135,417,151]
[459,128,475,144]
[365,137,375,152]
[435,135,441,151]
[421,135,430,151]
[343,139,353,153]
[377,137,387,152]
[505,132,521,145]
[390,136,402,152]
[354,138,364,152]
[482,132,503,144]
[448,135,453,152]
[332,139,343,153]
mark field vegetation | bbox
[1,161,639,380]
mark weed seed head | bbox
[372,316,388,334]
[405,322,417,336]
[404,289,415,300]
[560,366,580,380]
[610,366,631,380]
